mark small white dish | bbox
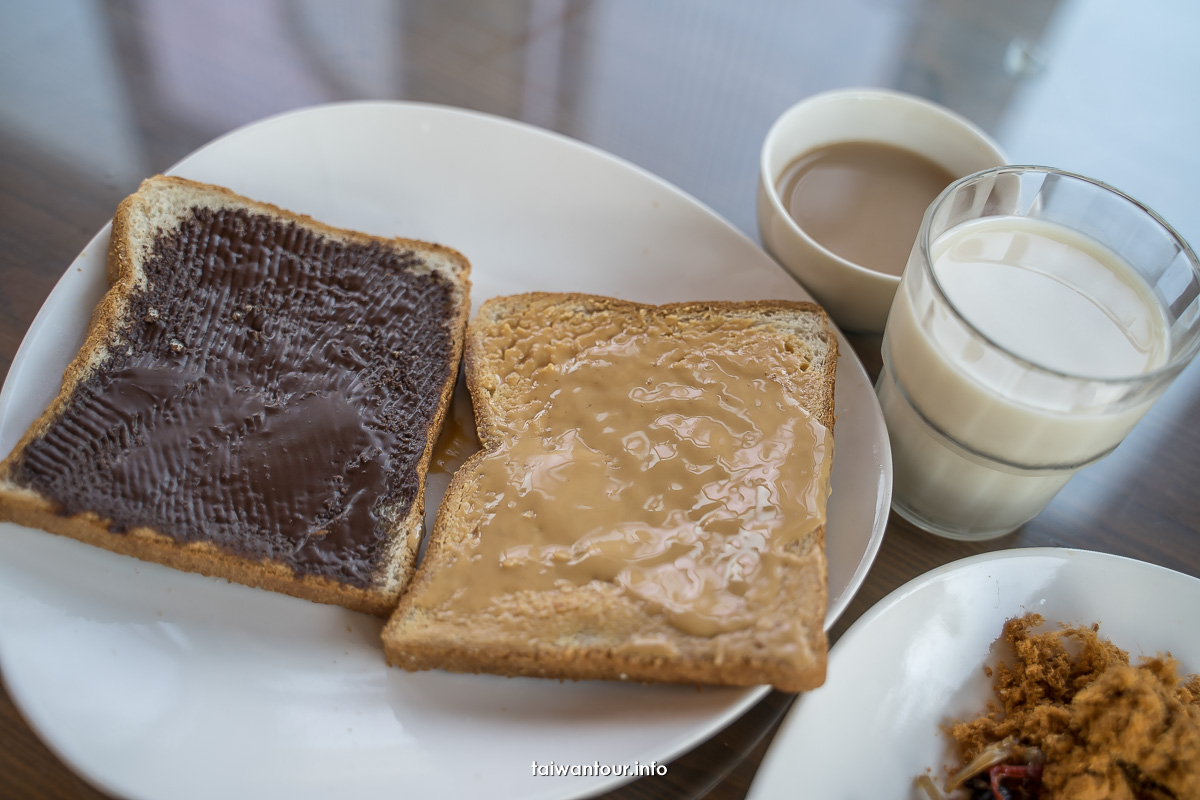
[0,102,891,800]
[746,548,1200,799]
[757,88,1007,333]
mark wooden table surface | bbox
[2,3,1198,799]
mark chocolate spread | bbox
[13,206,459,588]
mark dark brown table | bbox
[2,2,1197,798]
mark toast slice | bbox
[0,175,471,616]
[383,293,836,691]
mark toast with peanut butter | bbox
[0,175,471,616]
[383,293,836,691]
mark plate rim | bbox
[832,547,1200,644]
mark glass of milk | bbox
[878,166,1200,540]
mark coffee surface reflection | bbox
[777,141,956,277]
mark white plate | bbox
[0,102,891,800]
[747,548,1200,800]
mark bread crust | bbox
[0,175,471,617]
[384,293,836,690]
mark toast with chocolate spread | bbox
[383,293,835,691]
[0,175,471,616]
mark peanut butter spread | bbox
[423,308,832,639]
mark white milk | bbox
[880,215,1171,537]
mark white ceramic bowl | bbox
[757,88,1007,333]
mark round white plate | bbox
[747,548,1200,800]
[0,102,891,800]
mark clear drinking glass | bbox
[877,166,1200,540]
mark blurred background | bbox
[3,0,1198,248]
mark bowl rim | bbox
[759,87,1007,288]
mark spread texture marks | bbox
[385,293,835,691]
[0,176,471,615]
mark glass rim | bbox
[918,164,1200,386]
